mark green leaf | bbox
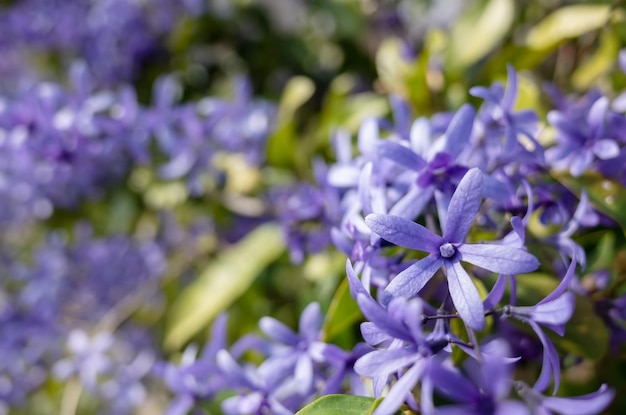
[515,273,609,360]
[297,395,395,415]
[447,0,515,70]
[551,170,626,232]
[266,76,315,168]
[322,278,363,342]
[164,224,285,350]
[279,76,315,117]
[526,5,614,51]
[572,30,620,90]
[552,294,609,360]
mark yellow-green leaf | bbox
[322,278,363,342]
[297,395,398,415]
[447,0,515,70]
[164,224,285,350]
[526,5,613,51]
[572,31,620,90]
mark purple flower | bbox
[376,104,475,220]
[258,302,343,396]
[366,168,539,330]
[159,314,229,415]
[216,350,303,415]
[470,65,543,169]
[545,92,626,179]
[353,295,433,415]
[421,342,528,415]
[498,255,578,394]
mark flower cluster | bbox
[163,64,625,414]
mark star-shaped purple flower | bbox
[366,168,539,330]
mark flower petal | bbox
[377,141,427,171]
[373,360,426,415]
[458,244,539,274]
[365,214,442,252]
[382,255,443,304]
[446,262,485,331]
[542,384,615,415]
[443,168,483,244]
[444,104,475,161]
[388,184,435,221]
[354,348,419,377]
[530,292,575,327]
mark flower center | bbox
[439,242,456,258]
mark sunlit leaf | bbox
[267,76,315,168]
[322,278,362,342]
[297,395,394,415]
[164,224,285,350]
[526,5,614,51]
[572,30,620,90]
[447,0,515,70]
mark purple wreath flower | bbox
[421,341,528,415]
[366,168,539,330]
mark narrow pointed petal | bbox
[444,104,475,160]
[542,384,614,415]
[354,348,419,377]
[377,141,427,171]
[446,262,485,331]
[410,117,432,156]
[539,253,577,304]
[299,302,322,341]
[529,292,574,326]
[259,317,299,345]
[427,362,477,403]
[327,165,360,187]
[203,313,229,358]
[366,214,442,252]
[358,162,374,215]
[484,274,507,309]
[458,244,539,274]
[361,322,391,346]
[358,118,380,158]
[443,168,483,243]
[529,320,561,394]
[382,255,443,304]
[346,259,369,298]
[294,354,314,394]
[357,294,411,341]
[389,185,434,221]
[502,64,518,111]
[373,361,426,415]
[469,86,499,103]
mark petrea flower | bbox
[216,349,305,415]
[470,64,543,168]
[546,95,624,177]
[421,342,528,415]
[500,256,578,394]
[377,104,475,220]
[159,314,229,415]
[258,302,344,396]
[354,295,434,415]
[366,168,539,330]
